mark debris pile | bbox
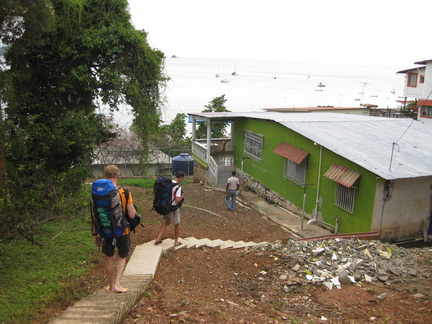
[257,238,431,290]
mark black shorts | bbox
[102,234,131,258]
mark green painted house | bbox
[189,112,432,242]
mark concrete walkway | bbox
[49,188,333,324]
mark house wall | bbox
[403,68,424,98]
[422,62,432,99]
[371,177,432,241]
[233,118,377,234]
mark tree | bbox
[0,0,166,242]
[0,0,55,200]
[196,95,230,139]
[151,113,191,156]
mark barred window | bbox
[244,130,263,160]
[285,158,307,184]
[334,180,358,213]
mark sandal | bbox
[174,242,183,246]
[154,240,163,245]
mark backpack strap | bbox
[172,184,182,205]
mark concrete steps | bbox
[142,237,268,251]
[48,237,267,324]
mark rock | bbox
[377,292,387,300]
[258,237,429,290]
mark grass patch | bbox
[0,214,97,323]
[118,176,192,189]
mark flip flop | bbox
[115,288,129,294]
[154,240,163,245]
[174,242,183,246]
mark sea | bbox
[109,57,405,130]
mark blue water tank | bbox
[172,153,194,176]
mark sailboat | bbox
[231,61,237,76]
[221,69,229,83]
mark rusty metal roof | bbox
[273,142,309,164]
[417,99,432,106]
[324,164,361,188]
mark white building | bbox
[397,59,432,125]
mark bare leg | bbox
[174,224,180,245]
[105,256,115,290]
[114,256,127,292]
[156,220,170,242]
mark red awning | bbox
[417,99,432,106]
[273,143,309,164]
[324,164,361,188]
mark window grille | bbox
[244,130,263,160]
[286,158,307,184]
[334,180,358,213]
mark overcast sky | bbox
[128,0,431,68]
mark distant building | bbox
[90,148,171,177]
[397,59,432,125]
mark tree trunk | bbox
[0,99,7,199]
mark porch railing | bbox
[192,139,234,186]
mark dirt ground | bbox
[42,182,432,323]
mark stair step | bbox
[210,239,233,249]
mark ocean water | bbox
[110,57,405,128]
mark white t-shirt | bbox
[227,176,239,190]
[171,180,182,206]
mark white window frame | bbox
[244,130,263,160]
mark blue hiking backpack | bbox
[152,176,182,215]
[91,179,128,244]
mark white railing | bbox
[192,139,235,186]
[208,155,218,185]
[192,141,207,162]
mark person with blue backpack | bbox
[91,165,136,293]
[154,171,185,246]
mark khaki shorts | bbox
[163,208,181,225]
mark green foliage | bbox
[0,211,96,323]
[0,0,166,241]
[151,113,191,156]
[1,175,91,245]
[118,177,157,189]
[196,95,230,138]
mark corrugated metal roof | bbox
[324,164,361,188]
[188,111,432,180]
[274,142,309,164]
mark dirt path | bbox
[37,182,432,323]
